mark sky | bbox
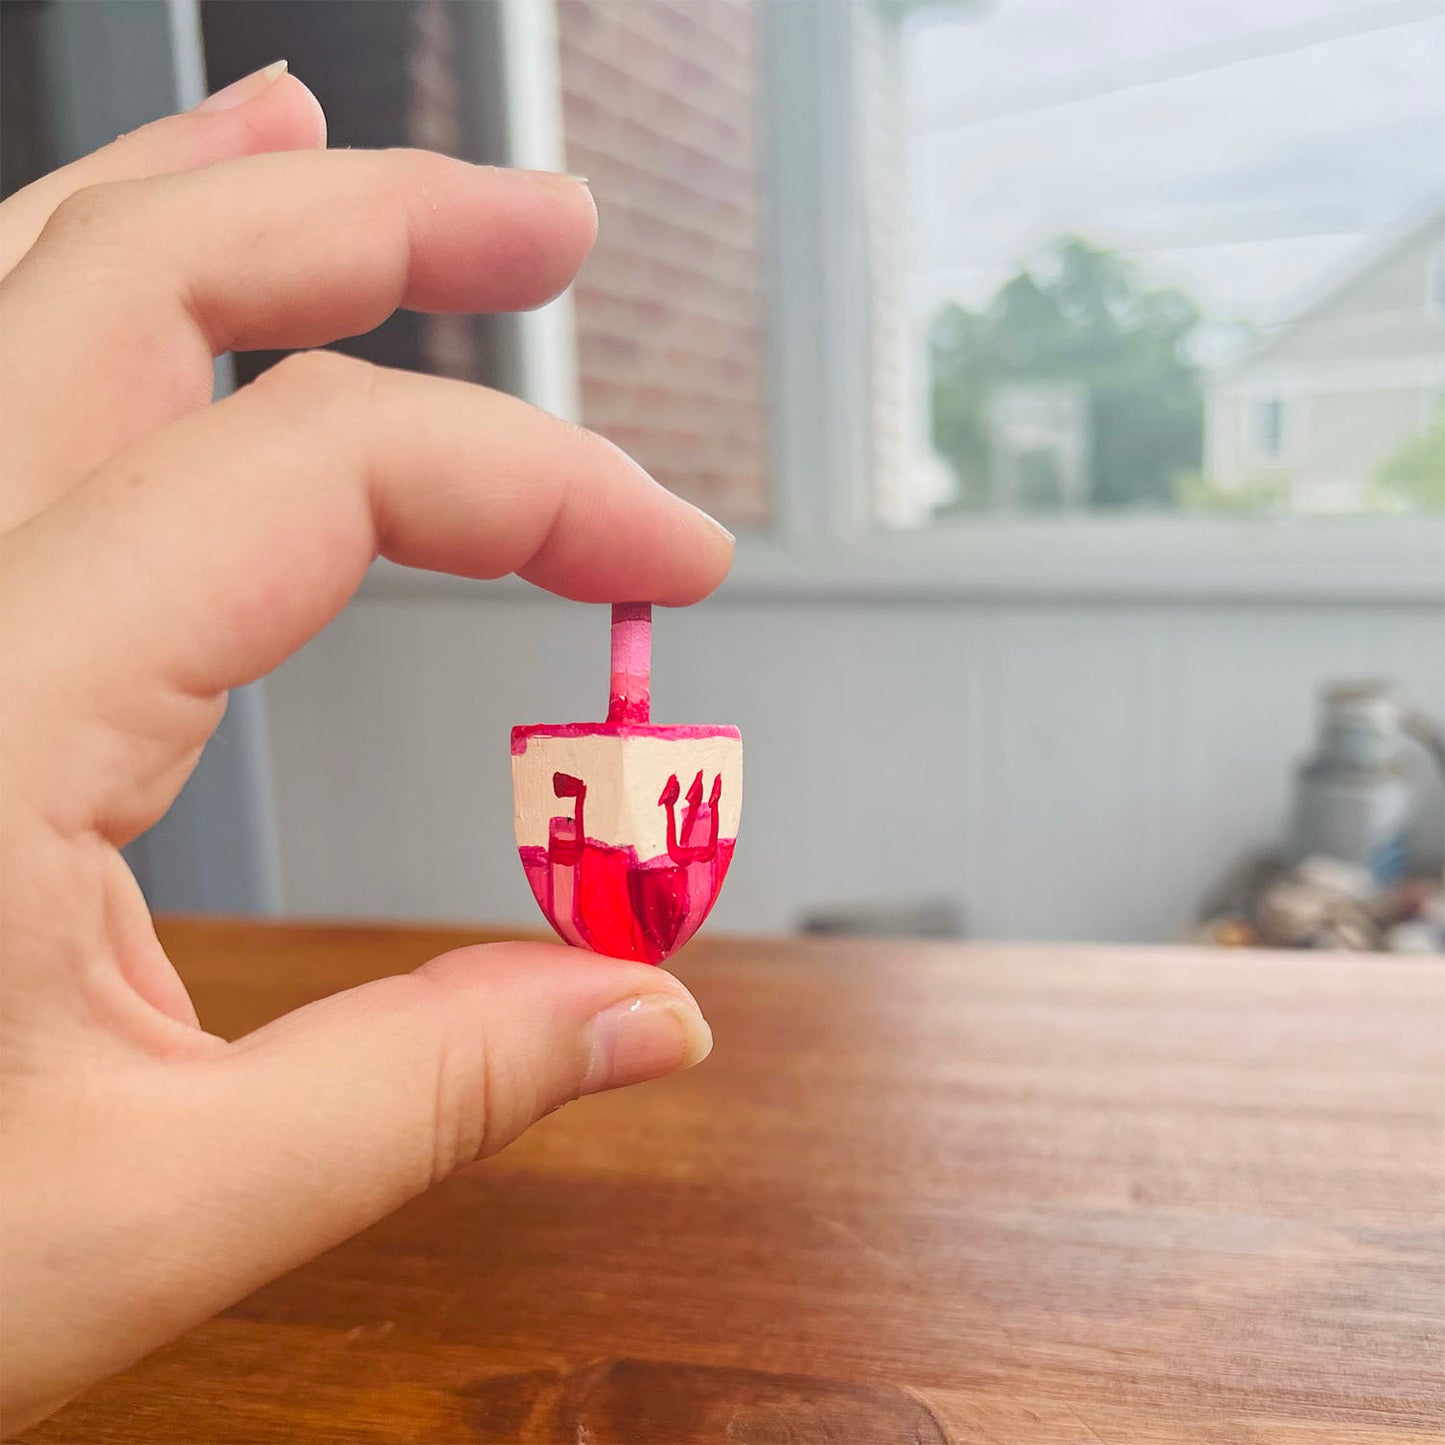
[905,0,1445,343]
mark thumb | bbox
[206,941,712,1270]
[7,944,710,1419]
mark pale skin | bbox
[0,65,728,1435]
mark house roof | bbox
[1221,200,1445,379]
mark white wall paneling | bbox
[264,588,1445,943]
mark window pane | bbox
[899,0,1445,523]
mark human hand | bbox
[0,66,728,1434]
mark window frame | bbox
[740,0,1444,607]
[490,0,579,424]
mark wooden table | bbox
[27,918,1445,1444]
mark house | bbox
[986,384,1091,511]
[1205,207,1445,511]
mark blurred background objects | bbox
[4,0,1442,946]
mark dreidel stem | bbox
[608,603,651,724]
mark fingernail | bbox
[512,169,592,193]
[580,994,712,1095]
[194,59,289,114]
[688,500,736,546]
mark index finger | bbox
[1,352,732,835]
[0,149,597,529]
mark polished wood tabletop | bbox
[27,918,1445,1444]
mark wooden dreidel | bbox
[511,603,742,964]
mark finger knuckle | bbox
[408,957,551,1186]
[264,347,370,395]
[425,1010,494,1187]
[258,350,379,429]
[572,422,635,473]
[40,180,141,249]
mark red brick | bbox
[558,0,771,525]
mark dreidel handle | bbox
[607,603,651,724]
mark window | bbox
[202,0,515,390]
[1253,399,1286,461]
[891,0,1445,524]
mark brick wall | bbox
[407,0,477,381]
[556,0,771,527]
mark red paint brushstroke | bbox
[519,840,735,965]
[660,771,722,863]
[518,771,734,963]
[512,722,741,755]
[607,695,652,726]
[549,772,586,864]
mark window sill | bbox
[360,515,1443,608]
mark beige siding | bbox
[1207,215,1445,499]
[1254,218,1445,371]
[1296,387,1429,506]
[1204,390,1247,489]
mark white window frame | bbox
[734,0,1443,607]
[493,0,579,424]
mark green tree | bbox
[928,301,994,510]
[928,237,1204,512]
[1372,410,1445,511]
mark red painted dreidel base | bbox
[511,604,742,964]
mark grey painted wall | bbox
[263,585,1445,942]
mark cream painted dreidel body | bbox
[511,604,742,964]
